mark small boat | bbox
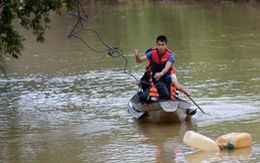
[128,94,196,123]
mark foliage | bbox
[0,0,76,74]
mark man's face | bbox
[156,40,167,55]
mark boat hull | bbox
[128,94,195,123]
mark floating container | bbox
[215,132,252,149]
[183,131,220,152]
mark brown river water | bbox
[1,1,260,162]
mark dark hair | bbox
[156,35,167,44]
[145,48,152,54]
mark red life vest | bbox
[150,48,172,75]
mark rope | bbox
[66,0,142,83]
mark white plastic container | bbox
[216,132,252,149]
[183,131,220,152]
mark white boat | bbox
[128,94,196,123]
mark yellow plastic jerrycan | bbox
[183,131,220,152]
[216,132,252,149]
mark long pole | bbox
[187,95,206,114]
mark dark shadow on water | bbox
[134,120,197,142]
[133,120,197,162]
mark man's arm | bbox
[154,61,172,80]
[134,49,147,63]
[161,61,172,75]
[171,74,191,96]
[173,80,191,96]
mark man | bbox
[134,35,174,100]
[170,70,191,97]
[139,66,191,103]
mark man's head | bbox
[156,35,167,44]
[156,35,168,55]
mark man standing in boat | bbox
[134,35,174,101]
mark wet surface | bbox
[1,1,260,162]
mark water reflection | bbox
[1,1,260,162]
[186,147,252,162]
[135,121,197,162]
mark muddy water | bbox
[1,1,260,162]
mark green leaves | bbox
[0,0,75,74]
[0,0,23,59]
[1,1,75,56]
